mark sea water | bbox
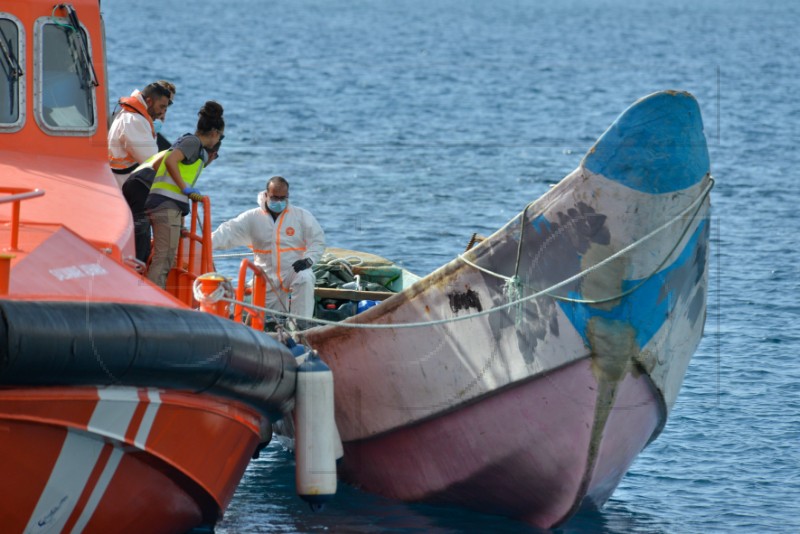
[102,0,800,531]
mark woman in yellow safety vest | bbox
[145,100,225,289]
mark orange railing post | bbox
[167,196,214,306]
[232,258,271,331]
[201,200,213,274]
[175,201,272,331]
[10,199,20,251]
[1,188,45,293]
[251,276,266,331]
[1,187,45,252]
[234,262,248,324]
[0,254,13,295]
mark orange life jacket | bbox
[118,95,156,138]
[108,95,157,173]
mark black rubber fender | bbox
[0,300,296,419]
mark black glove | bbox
[292,258,313,272]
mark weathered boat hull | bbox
[339,357,661,526]
[304,90,711,528]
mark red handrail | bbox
[163,197,274,333]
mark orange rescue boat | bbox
[0,2,303,532]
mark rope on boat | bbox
[212,252,252,259]
[206,176,713,330]
[551,178,713,305]
[318,253,365,275]
[192,273,235,304]
[124,256,147,274]
[51,5,77,30]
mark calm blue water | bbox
[102,0,800,531]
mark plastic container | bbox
[315,299,356,322]
[357,300,379,314]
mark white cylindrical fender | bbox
[290,349,343,462]
[332,417,344,462]
[295,350,337,508]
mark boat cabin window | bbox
[0,14,24,132]
[34,17,97,135]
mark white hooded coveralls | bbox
[212,192,326,319]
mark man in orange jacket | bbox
[107,82,173,188]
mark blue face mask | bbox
[153,119,164,135]
[268,199,287,213]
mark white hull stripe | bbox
[24,432,105,534]
[24,387,161,533]
[134,389,162,449]
[69,447,124,534]
[87,387,141,441]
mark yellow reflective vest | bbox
[147,149,204,203]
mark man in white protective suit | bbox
[211,176,326,322]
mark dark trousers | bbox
[122,179,151,263]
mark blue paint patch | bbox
[582,91,710,194]
[531,214,551,234]
[558,220,707,350]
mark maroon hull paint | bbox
[338,358,662,529]
[583,371,663,508]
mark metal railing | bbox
[167,196,214,306]
[1,187,45,295]
[1,187,45,251]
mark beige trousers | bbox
[146,207,182,289]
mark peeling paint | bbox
[587,316,636,384]
[569,316,639,521]
[634,349,657,374]
[448,288,482,314]
[559,221,708,353]
[581,244,629,311]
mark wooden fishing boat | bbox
[0,2,308,532]
[291,90,713,528]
